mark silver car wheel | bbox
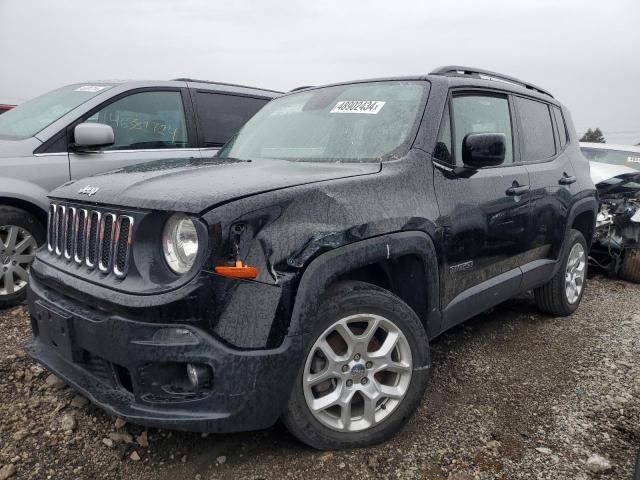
[302,313,413,432]
[565,242,586,304]
[0,225,38,296]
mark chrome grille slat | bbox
[55,205,65,256]
[46,203,134,279]
[47,204,56,252]
[113,216,134,278]
[86,211,101,269]
[74,209,88,264]
[98,213,117,273]
[64,207,76,260]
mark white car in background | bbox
[581,142,640,282]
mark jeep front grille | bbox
[47,203,134,278]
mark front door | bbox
[432,92,532,327]
[69,89,201,179]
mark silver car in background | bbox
[0,79,280,307]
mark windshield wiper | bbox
[216,156,252,163]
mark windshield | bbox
[218,81,428,163]
[582,147,640,170]
[0,83,114,139]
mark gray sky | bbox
[1,0,639,144]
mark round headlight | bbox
[162,214,199,274]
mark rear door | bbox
[515,96,579,286]
[190,90,270,159]
[69,88,200,179]
[433,91,532,326]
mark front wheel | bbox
[0,206,45,309]
[534,229,588,316]
[282,281,430,450]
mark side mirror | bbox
[462,133,506,168]
[72,123,114,151]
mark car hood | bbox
[50,157,381,213]
[590,162,640,196]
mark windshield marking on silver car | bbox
[75,85,109,93]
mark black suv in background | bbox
[26,66,598,450]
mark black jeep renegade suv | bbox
[26,66,598,450]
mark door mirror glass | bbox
[73,122,114,149]
[462,132,506,168]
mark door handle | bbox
[506,184,530,196]
[559,174,577,185]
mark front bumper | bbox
[26,274,303,433]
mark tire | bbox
[534,229,588,316]
[619,248,640,283]
[0,206,45,309]
[282,280,430,450]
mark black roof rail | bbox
[429,65,553,98]
[288,85,315,92]
[171,78,283,95]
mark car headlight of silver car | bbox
[162,214,199,274]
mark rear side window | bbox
[451,95,513,165]
[552,106,568,148]
[194,93,268,147]
[515,97,556,161]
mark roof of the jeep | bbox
[281,66,560,106]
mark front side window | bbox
[582,147,640,168]
[451,95,513,164]
[515,97,556,161]
[218,81,429,163]
[194,93,268,147]
[0,83,114,139]
[84,91,188,150]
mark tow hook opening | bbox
[138,362,214,400]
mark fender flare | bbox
[565,196,599,248]
[0,178,51,213]
[548,195,599,277]
[288,231,441,338]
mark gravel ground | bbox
[0,274,638,480]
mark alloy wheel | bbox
[303,313,413,432]
[565,242,586,304]
[0,225,38,296]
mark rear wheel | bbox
[282,281,430,449]
[534,229,587,316]
[619,248,640,283]
[0,206,45,309]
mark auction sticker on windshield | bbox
[75,85,110,93]
[331,100,385,114]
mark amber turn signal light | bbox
[214,260,258,279]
